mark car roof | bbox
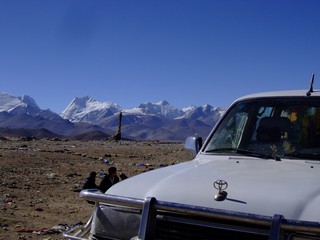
[235,90,320,103]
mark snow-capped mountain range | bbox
[61,96,122,123]
[0,93,224,141]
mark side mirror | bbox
[184,136,203,156]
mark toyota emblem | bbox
[213,180,228,191]
[213,180,228,201]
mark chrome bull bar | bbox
[63,189,320,240]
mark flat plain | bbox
[0,138,194,240]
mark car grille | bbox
[155,213,269,240]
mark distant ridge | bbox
[0,127,61,139]
[68,130,111,141]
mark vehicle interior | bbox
[204,97,320,159]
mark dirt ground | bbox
[0,138,194,240]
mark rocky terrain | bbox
[0,138,194,240]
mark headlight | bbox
[91,204,141,239]
[289,233,320,240]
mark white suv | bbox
[64,87,320,240]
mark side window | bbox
[210,111,248,149]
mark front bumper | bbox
[63,189,320,240]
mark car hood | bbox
[107,155,320,222]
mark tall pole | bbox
[113,111,122,141]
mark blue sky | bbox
[1,0,320,113]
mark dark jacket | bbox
[82,176,98,190]
[99,175,119,193]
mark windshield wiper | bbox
[284,151,320,160]
[205,148,281,161]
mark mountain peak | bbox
[0,92,40,113]
[69,96,94,108]
[138,100,180,118]
[19,95,38,107]
[0,93,23,112]
[156,100,170,106]
[61,96,122,123]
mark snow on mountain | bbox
[61,97,225,127]
[0,93,109,137]
[122,107,145,115]
[181,105,197,114]
[0,92,62,121]
[138,100,181,118]
[0,93,39,113]
[63,98,225,140]
[0,92,225,140]
[19,95,39,109]
[61,96,122,123]
[177,104,224,126]
[0,92,55,118]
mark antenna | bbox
[306,73,315,96]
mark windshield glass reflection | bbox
[204,98,320,160]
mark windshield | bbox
[204,97,320,160]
